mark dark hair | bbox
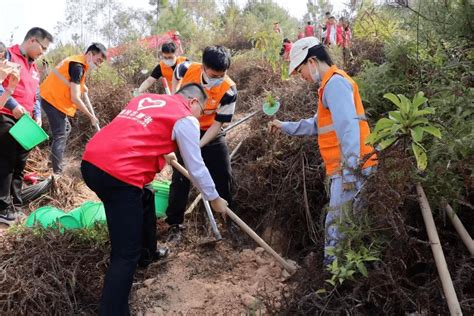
[162,42,177,54]
[177,83,208,105]
[329,16,336,20]
[325,12,331,16]
[202,45,231,71]
[301,44,334,67]
[86,42,107,58]
[283,38,291,43]
[307,21,311,25]
[24,27,53,43]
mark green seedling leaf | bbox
[384,93,401,109]
[412,142,428,171]
[422,126,442,139]
[410,126,424,142]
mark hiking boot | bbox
[138,246,170,268]
[166,224,185,244]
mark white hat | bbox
[288,37,320,75]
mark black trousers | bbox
[0,114,29,212]
[165,133,232,225]
[80,161,157,316]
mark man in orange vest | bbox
[166,45,237,239]
[0,27,53,225]
[268,37,377,264]
[136,42,187,95]
[40,43,106,175]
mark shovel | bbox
[83,92,101,132]
[170,160,298,274]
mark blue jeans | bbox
[42,98,70,174]
[324,167,374,265]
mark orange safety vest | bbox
[317,65,377,176]
[40,55,89,117]
[159,56,187,89]
[180,62,235,130]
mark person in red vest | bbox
[168,46,237,241]
[40,43,105,175]
[136,42,188,95]
[268,37,377,265]
[336,17,345,46]
[305,21,315,37]
[0,27,53,225]
[280,38,293,61]
[81,83,228,315]
[171,31,184,55]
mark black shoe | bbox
[166,224,185,244]
[138,247,170,268]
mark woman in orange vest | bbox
[268,37,377,265]
[136,42,187,95]
[40,43,106,174]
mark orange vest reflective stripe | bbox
[159,56,187,88]
[317,65,377,176]
[180,63,235,130]
[40,55,89,117]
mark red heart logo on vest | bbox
[137,97,167,111]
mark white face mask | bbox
[202,70,224,88]
[309,61,320,82]
[87,55,96,71]
[163,58,176,67]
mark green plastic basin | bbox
[9,114,49,150]
[58,214,82,229]
[25,206,64,228]
[80,201,107,227]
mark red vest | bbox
[1,45,40,116]
[305,25,314,37]
[82,94,192,188]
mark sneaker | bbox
[0,207,19,225]
[138,246,170,268]
[166,224,185,244]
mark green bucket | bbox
[9,114,49,150]
[25,206,65,228]
[58,214,82,230]
[80,201,106,227]
[68,207,83,223]
[152,180,170,218]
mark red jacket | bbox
[336,25,344,46]
[83,94,192,188]
[0,45,40,117]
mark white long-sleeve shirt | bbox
[172,116,219,201]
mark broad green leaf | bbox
[411,117,429,127]
[412,142,428,171]
[379,137,397,149]
[410,127,424,142]
[388,111,404,123]
[315,288,327,294]
[422,126,442,139]
[412,91,428,110]
[356,262,368,277]
[383,93,401,109]
[364,256,379,261]
[326,279,336,286]
[398,94,411,115]
[373,118,395,132]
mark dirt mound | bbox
[131,244,286,315]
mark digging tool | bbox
[170,160,298,274]
[83,92,101,131]
[161,78,222,242]
[161,77,172,96]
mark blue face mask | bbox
[202,69,224,88]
